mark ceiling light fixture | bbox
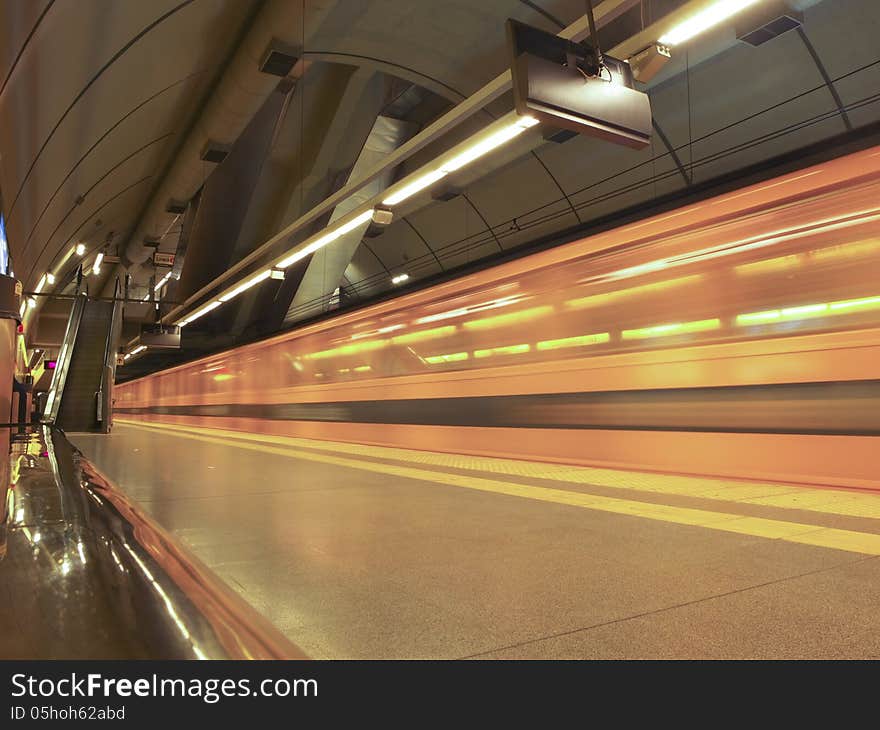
[75,243,86,256]
[442,116,538,172]
[277,209,375,269]
[381,116,538,206]
[382,170,449,206]
[177,300,222,327]
[92,252,104,275]
[46,273,55,285]
[167,115,540,327]
[154,272,173,292]
[218,269,272,302]
[658,0,763,46]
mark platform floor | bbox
[73,419,880,659]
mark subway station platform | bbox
[73,421,880,659]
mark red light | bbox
[16,324,23,334]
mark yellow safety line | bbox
[115,419,880,556]
[114,418,880,520]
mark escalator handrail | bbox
[42,293,87,423]
[96,279,123,430]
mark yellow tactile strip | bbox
[115,419,880,521]
[116,419,880,557]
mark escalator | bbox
[44,288,122,433]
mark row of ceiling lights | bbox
[122,0,767,362]
[22,242,91,317]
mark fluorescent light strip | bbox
[219,270,271,302]
[171,115,538,326]
[130,345,147,356]
[176,207,373,322]
[278,209,375,269]
[92,252,104,275]
[658,0,762,46]
[154,272,172,292]
[34,276,46,294]
[178,300,222,327]
[382,170,448,206]
[442,118,537,172]
[381,116,538,206]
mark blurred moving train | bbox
[116,145,880,490]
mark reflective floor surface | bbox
[73,419,880,659]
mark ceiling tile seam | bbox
[460,192,503,253]
[6,0,196,215]
[529,150,583,224]
[652,119,693,187]
[24,134,175,284]
[13,70,208,252]
[24,175,154,293]
[517,0,566,30]
[358,239,391,275]
[402,217,444,271]
[0,0,56,99]
[300,50,468,103]
[795,26,853,131]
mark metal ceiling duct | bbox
[115,0,309,278]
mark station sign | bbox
[153,252,175,267]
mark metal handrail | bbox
[96,279,123,432]
[42,293,87,423]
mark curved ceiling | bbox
[1,0,879,369]
[0,0,261,289]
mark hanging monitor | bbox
[139,324,181,349]
[507,19,652,149]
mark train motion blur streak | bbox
[116,146,880,490]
